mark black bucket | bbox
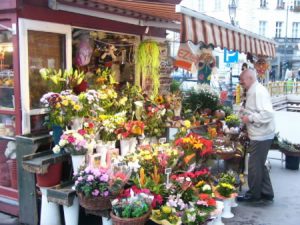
[285,155,300,170]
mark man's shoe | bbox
[261,194,274,202]
[236,195,261,203]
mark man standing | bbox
[238,69,275,203]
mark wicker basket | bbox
[77,192,114,211]
[110,209,151,225]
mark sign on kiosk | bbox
[175,43,198,74]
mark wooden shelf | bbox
[0,86,14,88]
[47,181,76,207]
[22,150,70,174]
[0,135,16,141]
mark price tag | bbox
[165,167,172,186]
[159,137,167,144]
[165,168,172,174]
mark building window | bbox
[275,21,283,38]
[259,21,267,36]
[198,0,205,12]
[277,0,284,9]
[292,22,300,38]
[260,0,267,8]
[294,0,300,7]
[214,0,221,10]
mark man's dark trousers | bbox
[247,139,274,199]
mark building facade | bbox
[180,0,300,80]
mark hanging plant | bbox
[135,40,160,97]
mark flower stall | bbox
[0,0,277,223]
[31,62,249,225]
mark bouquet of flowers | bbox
[174,133,213,169]
[142,103,166,137]
[78,89,103,118]
[40,90,80,127]
[52,128,95,155]
[132,144,179,176]
[96,111,127,142]
[116,120,145,139]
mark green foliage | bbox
[39,68,67,92]
[170,79,182,93]
[40,68,85,92]
[183,89,219,113]
[112,200,150,218]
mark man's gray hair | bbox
[242,68,257,80]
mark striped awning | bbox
[180,13,276,58]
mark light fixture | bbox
[228,0,237,26]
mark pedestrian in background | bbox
[237,69,275,203]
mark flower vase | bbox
[107,140,116,149]
[231,197,238,207]
[71,117,83,130]
[96,143,109,168]
[102,217,112,225]
[221,198,234,218]
[71,154,86,175]
[63,196,79,225]
[209,201,224,225]
[120,138,131,156]
[129,137,137,153]
[52,125,63,145]
[40,187,61,225]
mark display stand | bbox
[20,141,70,225]
[47,182,79,225]
[40,187,62,225]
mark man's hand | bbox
[241,115,251,124]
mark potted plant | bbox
[110,194,152,225]
[74,166,128,211]
[277,138,300,170]
[214,182,237,219]
[182,84,219,114]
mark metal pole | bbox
[284,2,289,80]
[230,67,233,104]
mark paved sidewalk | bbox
[0,212,19,225]
[224,151,300,225]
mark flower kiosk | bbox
[0,1,278,225]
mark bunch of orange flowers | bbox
[174,133,214,166]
